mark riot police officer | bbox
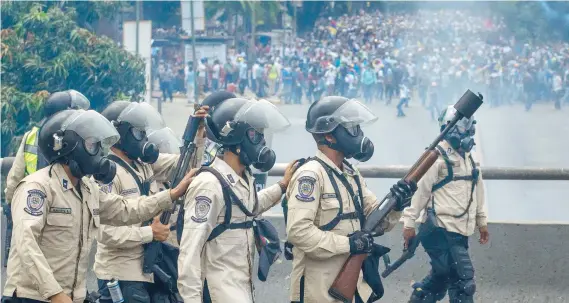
[285,96,416,303]
[93,101,208,303]
[401,105,489,303]
[149,91,237,248]
[177,98,298,303]
[5,90,90,202]
[2,109,196,303]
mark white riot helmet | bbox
[438,105,476,152]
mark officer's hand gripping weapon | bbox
[160,104,203,224]
[381,218,427,278]
[142,104,203,295]
[328,90,483,303]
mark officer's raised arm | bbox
[97,168,195,226]
[256,159,299,214]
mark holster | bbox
[362,244,391,302]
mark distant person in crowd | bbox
[185,61,195,104]
[159,63,174,102]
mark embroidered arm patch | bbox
[25,189,46,216]
[191,196,212,223]
[295,176,316,202]
[99,182,113,194]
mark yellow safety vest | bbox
[24,126,40,176]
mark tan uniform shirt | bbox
[402,141,488,236]
[286,151,401,303]
[5,131,28,202]
[2,163,173,303]
[177,158,283,303]
[94,153,179,283]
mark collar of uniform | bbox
[52,163,91,193]
[52,163,73,191]
[439,141,468,163]
[210,157,249,188]
[315,150,355,176]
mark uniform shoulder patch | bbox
[25,189,46,216]
[295,176,316,202]
[99,183,113,194]
[191,196,212,223]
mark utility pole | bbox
[293,3,297,43]
[250,3,256,64]
[135,0,140,56]
[190,0,198,104]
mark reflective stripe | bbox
[24,127,40,175]
[24,144,38,154]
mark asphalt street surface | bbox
[80,95,569,302]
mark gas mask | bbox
[65,135,117,184]
[444,123,476,152]
[115,122,159,164]
[325,125,374,162]
[231,128,276,172]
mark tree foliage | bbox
[1,1,145,156]
[205,1,283,30]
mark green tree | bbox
[1,1,145,156]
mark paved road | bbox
[80,95,569,302]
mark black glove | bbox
[391,179,418,211]
[348,231,374,255]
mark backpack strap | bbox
[106,154,150,196]
[312,158,363,231]
[431,146,453,192]
[195,166,255,242]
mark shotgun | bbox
[142,104,203,295]
[328,90,483,303]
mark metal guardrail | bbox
[269,163,569,181]
[1,157,569,181]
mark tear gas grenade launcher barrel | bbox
[327,90,484,303]
[160,104,203,224]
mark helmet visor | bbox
[68,90,91,110]
[147,127,182,154]
[455,117,475,134]
[308,99,378,134]
[233,99,290,132]
[60,110,119,152]
[117,102,166,131]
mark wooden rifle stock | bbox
[328,89,484,302]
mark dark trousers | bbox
[397,97,409,116]
[160,81,173,102]
[211,79,219,92]
[2,296,43,303]
[414,228,475,303]
[97,279,155,303]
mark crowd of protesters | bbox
[168,9,569,115]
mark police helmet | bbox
[39,109,120,164]
[305,96,377,134]
[205,98,290,146]
[43,90,90,118]
[101,101,167,163]
[201,91,237,114]
[438,105,476,135]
